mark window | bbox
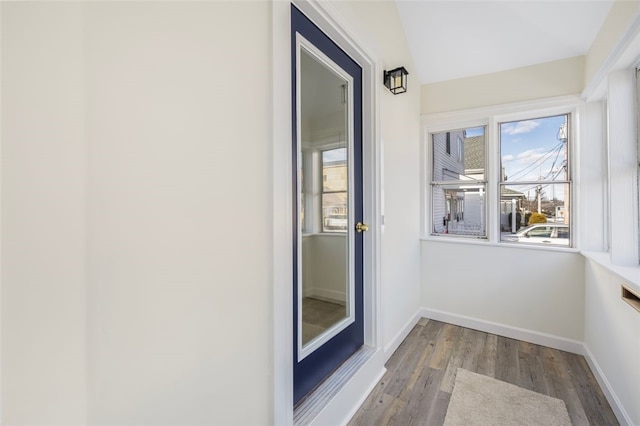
[431,126,486,237]
[321,148,347,232]
[425,101,576,249]
[499,114,571,246]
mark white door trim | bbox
[272,1,382,424]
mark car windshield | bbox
[515,225,537,235]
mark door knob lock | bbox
[356,222,369,233]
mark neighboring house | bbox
[500,186,526,231]
[432,132,487,235]
[432,130,466,234]
[322,159,348,229]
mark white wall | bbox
[1,3,87,424]
[421,241,585,341]
[4,1,425,424]
[328,0,423,351]
[580,9,640,422]
[584,259,640,425]
[585,0,640,87]
[421,56,584,115]
[2,2,273,425]
[303,235,348,302]
[86,3,272,424]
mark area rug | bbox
[443,368,571,426]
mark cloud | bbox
[502,120,540,136]
[504,148,548,180]
[516,148,545,161]
[502,154,515,163]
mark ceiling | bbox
[395,0,615,84]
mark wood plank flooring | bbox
[349,319,618,426]
[301,297,346,344]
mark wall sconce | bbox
[383,67,409,94]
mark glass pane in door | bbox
[298,46,353,354]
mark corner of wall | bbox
[584,0,640,90]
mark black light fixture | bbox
[383,67,409,94]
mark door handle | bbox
[356,222,369,233]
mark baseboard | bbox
[420,307,584,354]
[383,308,423,357]
[582,345,633,426]
[420,307,634,425]
[304,287,346,304]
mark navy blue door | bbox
[291,5,364,405]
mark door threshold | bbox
[293,346,376,425]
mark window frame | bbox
[498,113,573,247]
[429,126,488,239]
[300,142,350,235]
[321,147,348,233]
[422,97,581,250]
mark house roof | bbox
[464,136,484,171]
[501,187,525,199]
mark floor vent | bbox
[621,284,640,313]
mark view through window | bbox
[322,148,348,232]
[431,127,487,237]
[499,114,571,246]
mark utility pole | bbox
[537,165,542,213]
[557,122,569,224]
[537,185,541,213]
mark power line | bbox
[541,145,564,180]
[506,142,563,181]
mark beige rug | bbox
[443,368,571,426]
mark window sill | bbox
[581,250,640,294]
[302,232,347,237]
[421,235,580,253]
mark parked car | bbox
[503,223,570,246]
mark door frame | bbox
[272,0,382,424]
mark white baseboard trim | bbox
[582,345,633,426]
[383,308,422,357]
[304,287,347,304]
[420,307,584,354]
[420,308,634,425]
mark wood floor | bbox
[349,319,618,426]
[301,297,346,344]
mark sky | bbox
[500,114,567,181]
[323,147,347,163]
[500,114,568,202]
[462,115,568,203]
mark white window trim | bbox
[606,69,640,265]
[429,127,488,239]
[422,95,583,251]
